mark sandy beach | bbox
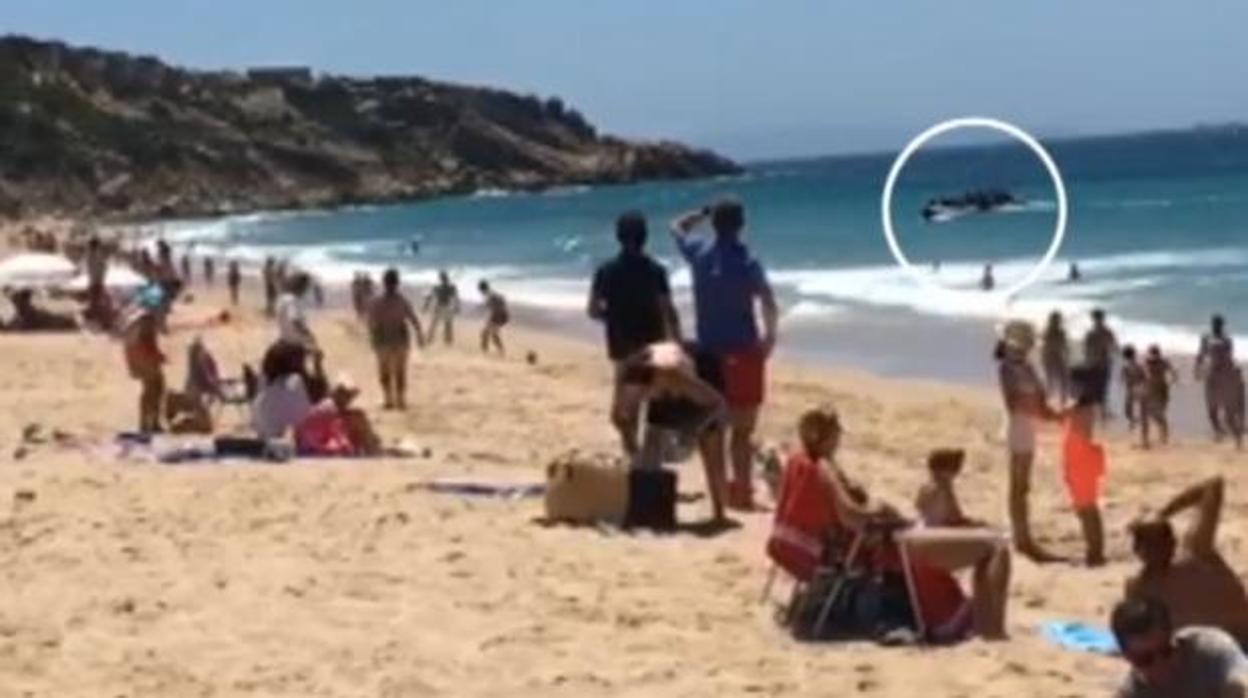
[0,266,1244,698]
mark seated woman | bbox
[295,374,382,457]
[251,340,313,440]
[770,405,1012,641]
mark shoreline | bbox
[2,211,1226,442]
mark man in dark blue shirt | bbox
[672,198,778,519]
[588,211,680,455]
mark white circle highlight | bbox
[880,116,1068,299]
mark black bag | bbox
[647,397,711,432]
[214,436,266,458]
[624,468,677,531]
[788,569,916,643]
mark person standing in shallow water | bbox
[227,260,241,306]
[588,212,680,457]
[367,269,425,410]
[424,270,460,346]
[1083,308,1119,422]
[671,198,778,518]
[1041,311,1070,405]
[262,258,278,317]
[1196,314,1243,447]
[980,264,995,291]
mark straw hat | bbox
[1000,319,1037,352]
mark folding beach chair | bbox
[762,452,929,642]
[185,339,253,423]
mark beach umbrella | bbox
[62,265,148,292]
[0,253,77,288]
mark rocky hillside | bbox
[0,35,741,220]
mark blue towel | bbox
[1041,620,1120,655]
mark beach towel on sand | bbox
[423,480,545,500]
[1042,620,1120,655]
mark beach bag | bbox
[295,407,356,457]
[214,436,267,458]
[624,468,677,531]
[789,570,916,643]
[543,451,629,526]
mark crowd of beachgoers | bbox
[3,199,1248,696]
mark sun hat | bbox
[1001,319,1037,352]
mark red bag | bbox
[295,406,356,457]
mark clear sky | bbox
[4,1,1247,160]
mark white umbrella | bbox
[62,265,147,292]
[0,253,77,288]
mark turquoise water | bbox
[164,128,1248,369]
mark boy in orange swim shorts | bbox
[1064,366,1108,566]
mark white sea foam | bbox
[784,300,848,322]
[164,211,1241,356]
[471,187,513,199]
[543,185,593,197]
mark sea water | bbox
[160,128,1248,387]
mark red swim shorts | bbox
[722,348,767,409]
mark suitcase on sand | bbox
[544,452,629,526]
[624,468,677,531]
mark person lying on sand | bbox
[1111,596,1248,697]
[782,406,1012,640]
[915,449,988,528]
[1126,477,1248,646]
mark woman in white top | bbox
[252,340,314,440]
[996,320,1059,562]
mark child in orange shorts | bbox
[1064,365,1107,566]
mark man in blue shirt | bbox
[672,198,778,519]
